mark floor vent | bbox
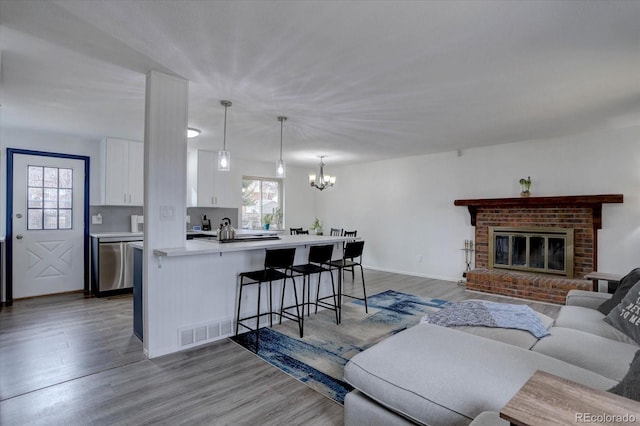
[178,318,235,349]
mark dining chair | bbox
[330,228,343,236]
[290,227,304,235]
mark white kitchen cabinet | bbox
[103,138,144,205]
[187,150,241,208]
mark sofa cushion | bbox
[604,279,640,345]
[452,310,554,349]
[344,390,416,426]
[344,323,616,426]
[597,268,640,315]
[609,350,640,402]
[469,411,509,426]
[555,305,637,345]
[531,327,638,382]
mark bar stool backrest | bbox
[308,244,334,264]
[290,227,303,235]
[264,248,296,269]
[343,241,364,260]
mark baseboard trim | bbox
[362,265,461,284]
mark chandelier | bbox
[309,156,336,191]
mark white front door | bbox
[12,153,85,298]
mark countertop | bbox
[91,230,278,239]
[153,235,351,257]
[90,232,144,238]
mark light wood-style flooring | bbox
[0,270,560,425]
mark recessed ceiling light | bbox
[187,127,201,138]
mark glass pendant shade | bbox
[276,159,286,178]
[218,150,230,171]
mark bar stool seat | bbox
[236,248,299,352]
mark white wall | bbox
[316,125,640,281]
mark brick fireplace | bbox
[454,194,623,304]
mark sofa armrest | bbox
[566,290,612,309]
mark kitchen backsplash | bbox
[90,206,143,233]
[90,206,238,233]
[187,207,238,231]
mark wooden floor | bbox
[0,270,560,425]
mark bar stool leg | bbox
[235,276,244,336]
[338,267,343,323]
[359,264,368,313]
[268,281,274,327]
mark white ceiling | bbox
[1,0,639,167]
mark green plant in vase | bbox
[519,176,532,197]
[310,217,323,235]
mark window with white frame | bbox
[242,177,283,230]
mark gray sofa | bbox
[343,290,639,426]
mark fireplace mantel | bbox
[454,194,623,228]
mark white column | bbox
[143,70,188,357]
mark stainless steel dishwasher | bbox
[91,235,143,297]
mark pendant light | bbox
[276,116,287,178]
[218,100,232,171]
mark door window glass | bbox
[27,165,73,230]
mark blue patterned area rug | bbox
[229,290,450,404]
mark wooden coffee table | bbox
[500,371,640,425]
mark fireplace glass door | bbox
[488,227,574,278]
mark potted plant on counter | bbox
[310,217,323,235]
[263,213,273,230]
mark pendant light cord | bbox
[223,104,228,151]
[279,119,283,161]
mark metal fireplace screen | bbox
[488,226,574,278]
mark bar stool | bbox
[341,230,358,279]
[282,244,339,335]
[235,248,299,352]
[290,227,303,235]
[330,228,343,236]
[328,240,367,323]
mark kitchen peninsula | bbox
[136,234,352,357]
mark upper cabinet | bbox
[102,138,144,206]
[187,150,241,208]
